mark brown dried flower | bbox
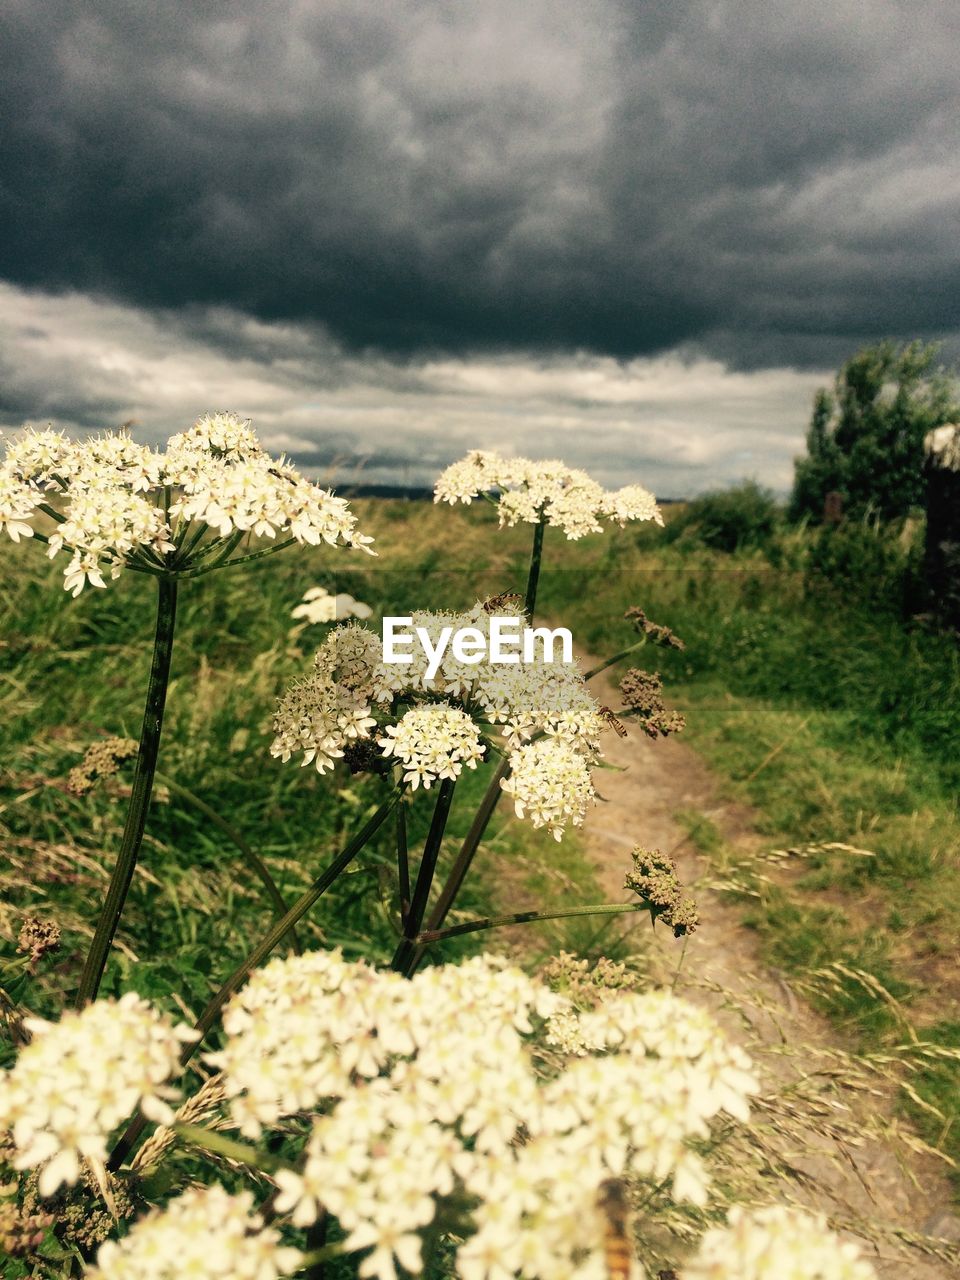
[16,918,61,967]
[618,669,686,739]
[0,1197,54,1256]
[66,736,138,796]
[625,847,699,937]
[539,951,638,1006]
[624,606,685,650]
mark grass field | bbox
[2,494,959,1188]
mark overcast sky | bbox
[1,1,958,495]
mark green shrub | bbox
[665,481,780,553]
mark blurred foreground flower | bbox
[680,1205,877,1279]
[87,1184,302,1280]
[291,584,374,624]
[209,949,758,1280]
[0,993,197,1196]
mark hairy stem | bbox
[583,636,648,682]
[108,788,402,1170]
[416,901,645,945]
[76,574,178,1007]
[156,772,301,954]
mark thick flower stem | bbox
[390,778,457,975]
[75,574,178,1008]
[108,788,402,1171]
[523,516,545,618]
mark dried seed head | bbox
[618,670,686,739]
[625,847,699,937]
[67,737,138,796]
[16,917,61,967]
[624,607,685,650]
[0,1197,54,1256]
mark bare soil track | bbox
[582,667,960,1278]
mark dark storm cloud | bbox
[2,0,958,367]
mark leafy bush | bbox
[666,481,780,553]
[790,340,959,523]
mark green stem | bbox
[156,772,302,954]
[175,1123,289,1176]
[408,758,508,974]
[416,901,645,945]
[391,778,457,975]
[523,517,545,618]
[107,788,401,1170]
[583,636,648,682]
[75,575,178,1007]
[172,519,210,568]
[37,502,66,524]
[303,1212,329,1280]
[208,528,247,569]
[396,802,410,930]
[181,537,296,579]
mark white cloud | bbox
[0,282,827,495]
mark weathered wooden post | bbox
[923,424,960,631]
[823,490,844,526]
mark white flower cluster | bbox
[291,585,373,625]
[0,992,197,1197]
[434,450,662,540]
[680,1205,878,1280]
[271,611,608,834]
[88,1184,302,1280]
[0,466,40,543]
[0,413,373,594]
[210,950,758,1280]
[500,738,596,840]
[48,487,176,597]
[380,702,486,789]
[270,670,378,774]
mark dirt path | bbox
[582,668,960,1277]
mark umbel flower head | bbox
[207,949,759,1280]
[270,608,610,836]
[88,1184,302,1280]
[0,413,373,595]
[680,1205,878,1279]
[434,449,662,540]
[0,992,197,1197]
